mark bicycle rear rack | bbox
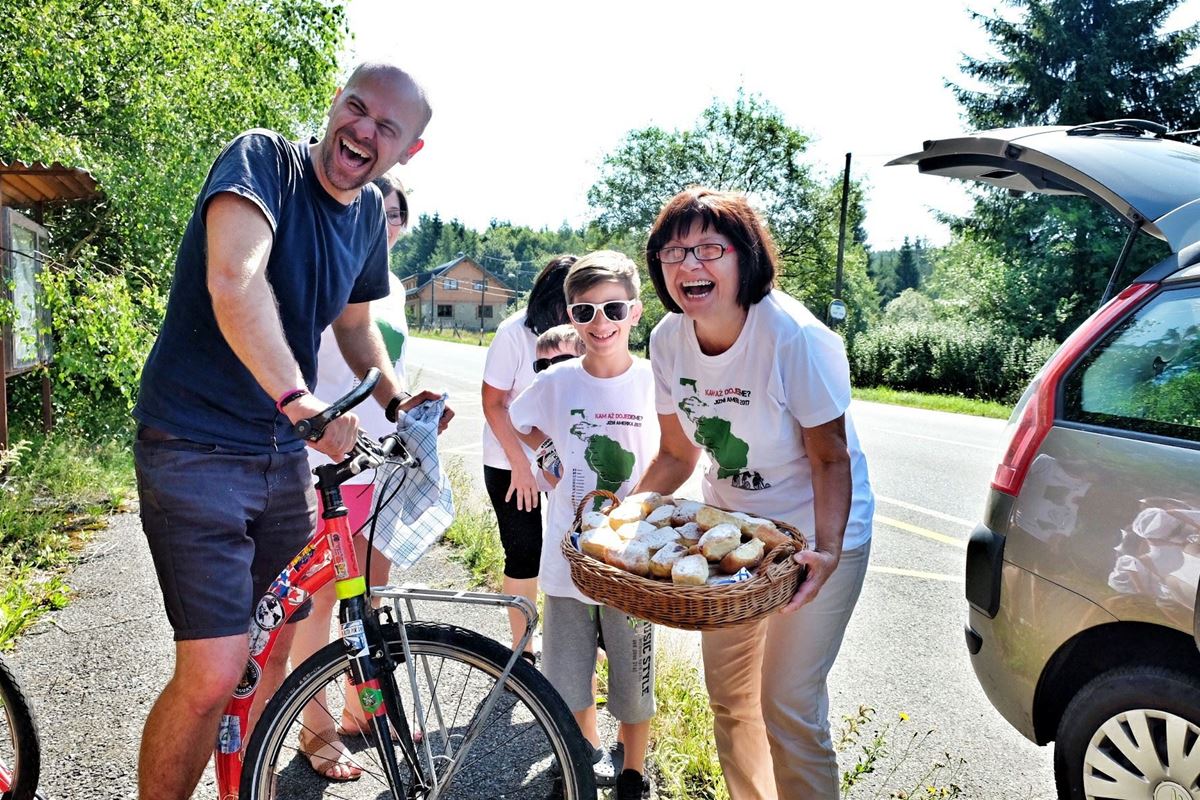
[370,585,539,799]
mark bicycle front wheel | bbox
[241,621,596,799]
[0,656,40,800]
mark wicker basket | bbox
[561,490,808,631]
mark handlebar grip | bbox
[293,367,381,441]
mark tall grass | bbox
[0,431,133,649]
[441,456,505,591]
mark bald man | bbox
[132,63,451,799]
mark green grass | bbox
[0,431,134,649]
[441,456,505,591]
[650,645,730,800]
[853,386,1014,419]
[409,327,494,347]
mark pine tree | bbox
[895,237,921,294]
[949,0,1200,339]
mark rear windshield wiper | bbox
[1067,119,1166,138]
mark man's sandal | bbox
[298,727,362,782]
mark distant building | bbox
[401,254,513,332]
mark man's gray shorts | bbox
[542,595,656,724]
[134,430,316,641]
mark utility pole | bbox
[478,277,487,344]
[829,152,851,327]
[429,268,436,332]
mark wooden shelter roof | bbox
[0,161,101,206]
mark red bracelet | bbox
[275,388,308,414]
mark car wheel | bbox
[1055,666,1200,800]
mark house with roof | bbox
[401,253,514,332]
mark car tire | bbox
[1055,665,1200,800]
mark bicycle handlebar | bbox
[294,367,380,441]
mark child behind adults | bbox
[508,251,657,800]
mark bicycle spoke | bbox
[241,623,594,799]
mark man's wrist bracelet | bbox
[275,388,308,414]
[385,392,413,423]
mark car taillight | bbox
[990,282,1158,495]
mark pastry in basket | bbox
[649,541,689,578]
[719,537,765,573]
[614,520,657,542]
[675,521,702,545]
[695,505,744,532]
[608,500,648,526]
[632,526,683,554]
[624,491,667,514]
[670,499,703,526]
[671,553,710,586]
[580,510,610,531]
[644,504,676,527]
[605,539,652,577]
[698,523,742,560]
[580,526,624,560]
[731,512,791,552]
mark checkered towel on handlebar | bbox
[370,394,454,567]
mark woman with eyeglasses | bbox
[634,188,875,800]
[288,169,413,781]
[481,254,578,662]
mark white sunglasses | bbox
[567,300,638,324]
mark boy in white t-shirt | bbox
[508,251,657,799]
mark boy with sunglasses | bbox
[508,251,658,799]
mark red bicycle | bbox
[214,369,595,799]
[0,654,40,800]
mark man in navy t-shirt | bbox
[131,62,452,798]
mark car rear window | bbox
[1063,285,1200,442]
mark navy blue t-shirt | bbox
[134,130,390,452]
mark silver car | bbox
[893,121,1200,800]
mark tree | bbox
[587,90,877,332]
[0,0,347,430]
[894,237,921,294]
[946,0,1198,339]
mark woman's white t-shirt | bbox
[509,359,660,603]
[307,272,408,485]
[649,290,873,551]
[481,309,539,471]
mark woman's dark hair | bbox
[645,187,776,314]
[371,171,408,228]
[524,254,579,334]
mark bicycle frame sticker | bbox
[267,572,291,599]
[253,594,285,631]
[341,618,369,658]
[232,659,260,699]
[217,714,242,755]
[330,530,350,580]
[301,547,332,578]
[247,622,271,657]
[358,686,384,714]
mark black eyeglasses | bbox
[657,243,729,264]
[385,210,407,227]
[566,300,638,325]
[533,353,578,373]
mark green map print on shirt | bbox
[569,409,635,509]
[678,378,749,480]
[376,318,405,362]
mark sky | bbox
[342,0,1200,251]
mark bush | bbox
[850,318,1056,403]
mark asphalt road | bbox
[404,335,1055,798]
[3,334,1056,799]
